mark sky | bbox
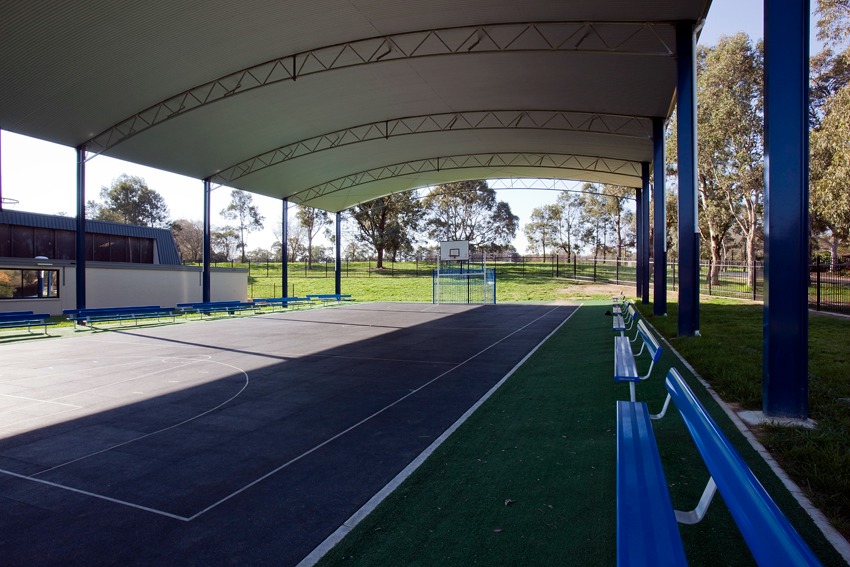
[0,0,820,255]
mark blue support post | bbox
[75,145,87,310]
[202,178,212,303]
[653,117,667,315]
[635,185,643,298]
[282,199,289,298]
[676,21,699,336]
[641,162,651,304]
[335,211,342,295]
[763,0,810,418]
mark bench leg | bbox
[629,382,636,402]
[650,393,673,420]
[674,477,718,525]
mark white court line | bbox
[183,304,568,521]
[296,304,581,567]
[0,394,82,408]
[0,467,191,521]
[31,359,248,477]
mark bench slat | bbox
[614,336,638,381]
[665,369,822,566]
[617,401,687,566]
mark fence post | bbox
[556,255,559,278]
[708,258,712,295]
[753,260,757,301]
[816,256,821,311]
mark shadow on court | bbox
[0,303,574,566]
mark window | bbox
[0,268,60,299]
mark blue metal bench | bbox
[175,301,258,318]
[306,294,352,303]
[615,369,823,565]
[663,368,822,565]
[0,312,55,334]
[614,319,662,402]
[252,297,310,311]
[616,400,687,567]
[64,306,176,328]
[613,302,639,336]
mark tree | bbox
[89,174,170,227]
[351,191,424,268]
[816,0,850,47]
[552,191,584,260]
[296,206,331,268]
[698,34,764,288]
[524,204,560,257]
[811,81,850,268]
[211,227,239,262]
[578,184,612,260]
[170,219,204,263]
[220,189,264,263]
[811,5,850,268]
[423,181,518,251]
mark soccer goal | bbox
[432,241,496,304]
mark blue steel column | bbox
[763,0,810,418]
[641,162,651,304]
[635,185,643,298]
[282,199,289,298]
[334,211,342,295]
[653,118,667,315]
[75,145,87,309]
[676,21,699,336]
[202,178,212,303]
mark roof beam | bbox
[291,152,643,206]
[210,110,653,185]
[85,21,675,159]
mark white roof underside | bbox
[0,1,711,212]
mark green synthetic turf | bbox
[316,302,846,567]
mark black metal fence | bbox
[226,254,850,316]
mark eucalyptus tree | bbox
[698,34,764,287]
[296,205,331,268]
[89,174,170,228]
[221,189,264,263]
[423,180,518,252]
[524,204,560,257]
[810,2,850,268]
[351,190,423,268]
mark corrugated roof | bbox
[0,210,182,265]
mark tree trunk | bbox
[709,234,722,286]
[375,247,385,269]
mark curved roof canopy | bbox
[0,1,710,212]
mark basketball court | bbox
[0,302,575,565]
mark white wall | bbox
[0,260,247,315]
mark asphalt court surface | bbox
[0,302,576,565]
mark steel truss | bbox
[85,21,674,158]
[210,110,652,185]
[292,152,642,205]
[487,177,637,199]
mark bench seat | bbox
[306,294,352,303]
[616,400,687,566]
[0,313,55,334]
[614,319,662,402]
[253,297,310,310]
[64,306,176,327]
[176,301,258,317]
